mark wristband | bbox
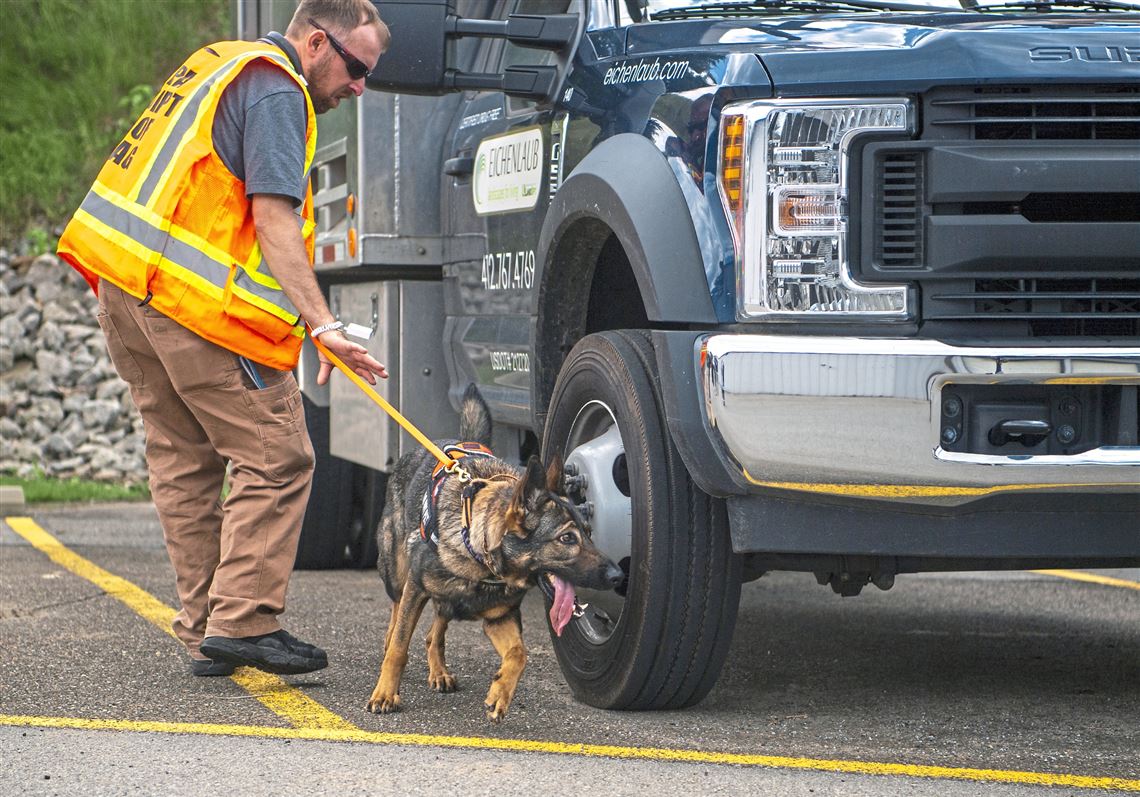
[310,320,345,338]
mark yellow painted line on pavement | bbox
[3,517,354,731]
[1,715,1137,792]
[6,517,1137,790]
[1032,569,1140,591]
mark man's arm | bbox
[252,193,388,385]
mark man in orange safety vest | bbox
[57,0,390,676]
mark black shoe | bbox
[200,630,328,675]
[275,629,328,662]
[190,657,237,677]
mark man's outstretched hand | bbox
[315,331,388,386]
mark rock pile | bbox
[0,249,149,484]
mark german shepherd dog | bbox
[367,386,623,722]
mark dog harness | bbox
[420,443,515,578]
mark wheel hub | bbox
[563,401,631,643]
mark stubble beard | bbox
[308,60,336,115]
[312,94,333,114]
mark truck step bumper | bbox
[700,335,1140,507]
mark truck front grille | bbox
[926,278,1140,338]
[874,152,923,269]
[859,86,1140,338]
[927,86,1140,141]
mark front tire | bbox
[542,331,741,710]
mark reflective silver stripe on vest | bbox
[80,188,169,256]
[232,264,300,323]
[233,213,306,322]
[135,50,295,206]
[82,188,300,321]
[81,190,229,286]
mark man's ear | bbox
[303,29,324,60]
[545,453,564,494]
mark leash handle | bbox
[308,327,458,471]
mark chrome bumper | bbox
[700,335,1140,506]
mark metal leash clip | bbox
[445,461,472,483]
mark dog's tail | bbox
[459,383,493,446]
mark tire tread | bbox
[545,331,740,710]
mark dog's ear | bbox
[545,454,563,494]
[483,521,511,553]
[523,455,548,511]
[506,456,547,536]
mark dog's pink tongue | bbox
[548,574,576,637]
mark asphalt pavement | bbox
[1,502,1137,795]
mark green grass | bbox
[0,0,232,242]
[1,473,150,504]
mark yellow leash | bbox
[308,330,468,480]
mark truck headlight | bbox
[718,99,914,321]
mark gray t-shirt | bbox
[212,54,307,206]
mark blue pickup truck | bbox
[238,0,1139,710]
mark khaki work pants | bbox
[97,280,314,656]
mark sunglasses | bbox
[308,18,373,80]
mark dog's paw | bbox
[484,700,508,723]
[366,690,401,714]
[484,683,512,722]
[428,671,457,693]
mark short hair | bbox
[287,0,390,50]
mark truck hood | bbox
[625,14,1140,94]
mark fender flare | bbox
[536,132,717,324]
[531,133,718,425]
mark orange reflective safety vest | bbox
[57,40,317,370]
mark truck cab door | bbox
[443,0,581,434]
